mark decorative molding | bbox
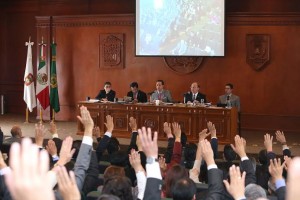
[35,16,51,27]
[246,34,270,71]
[164,56,204,74]
[50,14,134,27]
[99,33,125,69]
[226,12,300,26]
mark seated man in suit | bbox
[95,81,116,102]
[184,82,207,104]
[219,83,240,111]
[127,82,147,103]
[150,80,173,103]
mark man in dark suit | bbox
[95,81,116,102]
[126,82,147,103]
[184,82,207,103]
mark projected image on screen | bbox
[136,0,225,56]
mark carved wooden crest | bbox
[246,34,270,71]
[99,33,124,69]
[164,56,203,74]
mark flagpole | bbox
[39,107,43,124]
[52,109,55,122]
[24,108,29,123]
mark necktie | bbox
[158,93,162,100]
[193,94,196,101]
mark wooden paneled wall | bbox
[1,0,300,134]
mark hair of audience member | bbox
[107,137,120,155]
[129,82,138,88]
[258,149,268,165]
[250,157,257,172]
[157,80,164,85]
[10,125,22,138]
[184,143,197,169]
[226,83,234,89]
[103,166,125,183]
[164,164,189,198]
[71,140,82,160]
[245,183,267,200]
[109,151,128,167]
[98,194,121,200]
[102,176,133,200]
[181,132,187,147]
[223,144,237,162]
[104,81,112,86]
[172,178,196,200]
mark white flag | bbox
[23,39,37,112]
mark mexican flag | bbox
[36,41,50,110]
[23,39,36,112]
[50,43,60,113]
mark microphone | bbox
[226,95,230,101]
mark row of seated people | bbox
[95,81,240,112]
[0,107,298,200]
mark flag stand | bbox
[39,108,43,124]
[52,109,55,122]
[24,108,29,123]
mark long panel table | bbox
[77,102,238,144]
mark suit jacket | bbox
[143,178,163,200]
[219,94,240,112]
[127,90,147,103]
[184,92,207,103]
[206,168,225,200]
[151,90,172,103]
[95,90,116,102]
[240,159,256,186]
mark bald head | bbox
[11,125,22,138]
[190,82,199,94]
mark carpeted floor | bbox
[1,113,300,156]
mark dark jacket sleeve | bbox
[0,175,12,200]
[95,90,104,100]
[164,137,175,164]
[127,131,138,154]
[139,91,148,103]
[275,185,286,200]
[82,151,100,195]
[210,138,218,159]
[240,159,256,186]
[143,178,162,200]
[96,135,111,161]
[0,128,3,150]
[206,168,225,200]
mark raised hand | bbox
[77,106,94,136]
[46,140,57,156]
[231,135,247,158]
[284,155,292,170]
[5,138,55,200]
[129,149,144,173]
[198,128,210,141]
[55,136,76,167]
[138,127,158,158]
[158,156,167,174]
[104,115,114,133]
[223,165,246,200]
[269,158,285,182]
[49,121,57,135]
[286,158,300,200]
[92,126,101,138]
[264,133,273,152]
[172,122,181,142]
[275,131,287,145]
[163,122,173,138]
[57,167,81,200]
[207,121,217,138]
[0,151,7,169]
[129,117,137,132]
[35,123,47,147]
[200,139,215,166]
